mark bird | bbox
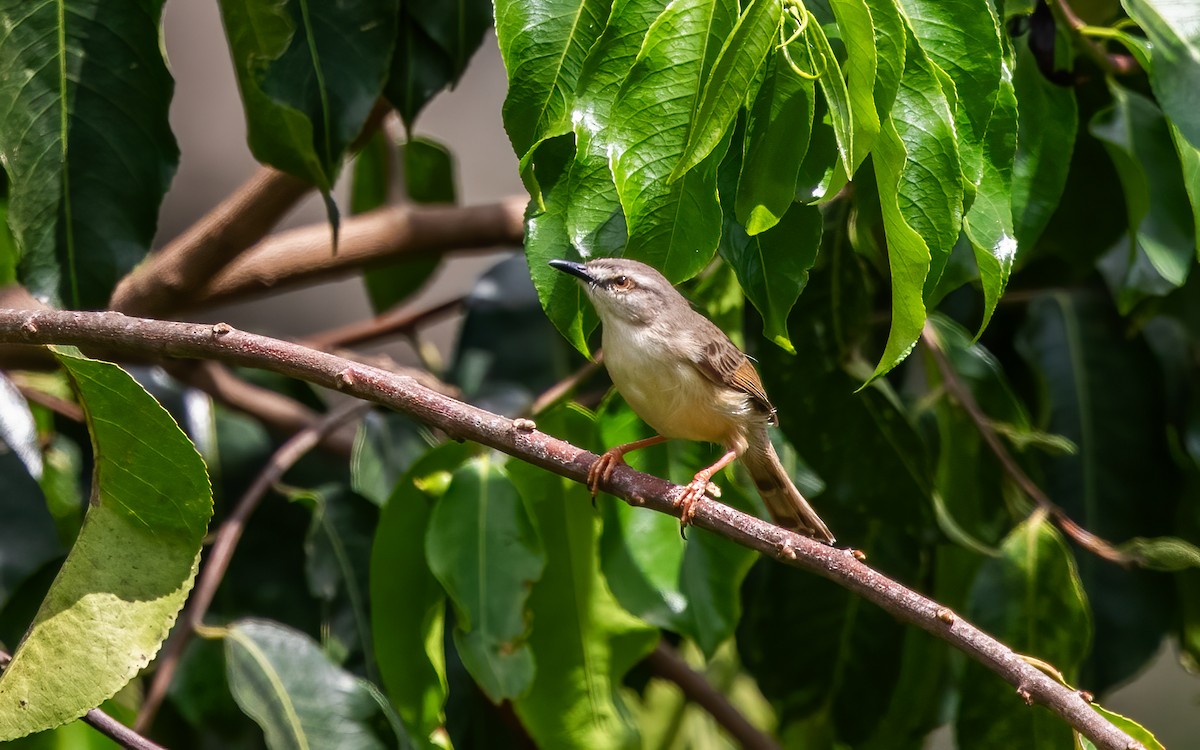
[549,257,835,543]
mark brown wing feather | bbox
[693,338,778,424]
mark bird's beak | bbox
[548,259,594,283]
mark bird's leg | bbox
[587,435,669,497]
[677,450,739,527]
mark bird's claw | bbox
[587,450,626,497]
[677,477,721,532]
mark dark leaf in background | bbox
[1017,292,1178,692]
[0,451,61,614]
[0,0,178,308]
[351,410,431,507]
[1121,0,1200,151]
[957,517,1090,748]
[372,441,473,750]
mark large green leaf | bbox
[371,442,473,750]
[1017,292,1178,692]
[224,619,403,750]
[829,0,880,171]
[494,0,611,163]
[406,0,492,81]
[670,0,781,181]
[869,17,963,379]
[1092,81,1196,311]
[426,456,545,702]
[1010,33,1077,252]
[596,398,758,658]
[0,349,212,740]
[735,51,816,233]
[956,517,1090,749]
[507,407,657,750]
[609,0,737,280]
[807,15,854,178]
[718,202,822,353]
[0,0,178,308]
[218,0,397,192]
[1121,0,1200,151]
[1171,122,1200,256]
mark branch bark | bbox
[180,198,527,312]
[0,309,1144,750]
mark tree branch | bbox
[304,296,465,350]
[0,309,1143,750]
[179,198,526,312]
[645,641,780,750]
[0,650,166,750]
[1046,0,1140,77]
[136,401,370,732]
[921,324,1133,566]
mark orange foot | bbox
[587,449,627,497]
[676,477,722,528]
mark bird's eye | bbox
[612,275,633,291]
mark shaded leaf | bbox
[407,0,493,81]
[829,0,880,171]
[426,456,545,702]
[1121,0,1200,151]
[225,619,401,750]
[735,51,816,233]
[1119,535,1200,571]
[1017,292,1178,691]
[1092,81,1195,311]
[718,202,822,352]
[0,349,212,740]
[0,451,62,613]
[508,406,657,750]
[218,0,396,192]
[807,15,854,177]
[957,517,1090,748]
[0,0,179,307]
[371,442,474,750]
[351,411,430,506]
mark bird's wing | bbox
[691,336,777,423]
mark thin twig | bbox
[1046,0,1140,77]
[645,641,780,750]
[921,323,1132,566]
[0,309,1144,750]
[529,352,602,416]
[15,382,84,422]
[0,651,166,750]
[135,401,371,732]
[304,296,465,350]
[180,198,527,312]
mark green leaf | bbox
[407,0,493,81]
[218,0,397,191]
[829,0,880,171]
[494,0,611,162]
[596,398,758,658]
[718,202,822,352]
[1118,536,1200,571]
[807,16,854,177]
[0,349,212,740]
[224,619,401,750]
[1121,0,1200,151]
[670,0,782,182]
[609,0,737,280]
[0,0,179,308]
[426,455,545,702]
[1171,122,1200,256]
[1017,292,1178,691]
[957,517,1090,749]
[869,17,963,379]
[350,130,393,215]
[1091,81,1195,311]
[0,178,18,286]
[1010,33,1077,252]
[507,407,657,750]
[1079,704,1166,750]
[351,411,430,506]
[362,137,456,313]
[371,442,473,750]
[735,51,816,234]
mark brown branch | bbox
[15,381,84,422]
[181,198,527,312]
[645,641,780,750]
[921,323,1132,566]
[135,401,370,733]
[304,296,465,350]
[110,102,392,318]
[0,309,1144,750]
[0,650,166,750]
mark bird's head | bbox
[548,257,682,326]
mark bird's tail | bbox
[741,426,835,543]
